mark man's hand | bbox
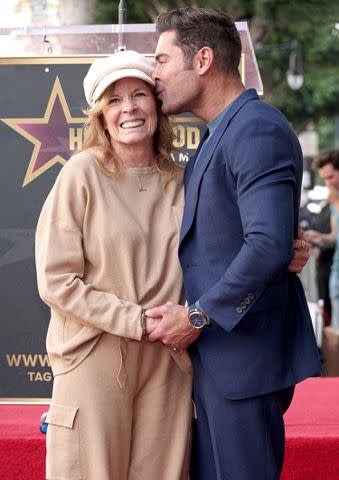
[288,228,311,273]
[145,316,161,335]
[146,302,201,350]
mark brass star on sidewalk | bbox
[2,77,85,187]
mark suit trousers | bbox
[190,350,294,480]
[46,333,193,480]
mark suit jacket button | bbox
[240,302,246,309]
[236,306,243,314]
[245,297,251,304]
[248,293,255,300]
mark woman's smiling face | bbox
[102,77,158,149]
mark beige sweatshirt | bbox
[35,149,187,375]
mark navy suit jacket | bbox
[179,89,321,399]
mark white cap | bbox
[83,50,155,107]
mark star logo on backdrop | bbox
[1,77,85,187]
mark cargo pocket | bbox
[46,404,81,479]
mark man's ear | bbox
[196,47,214,76]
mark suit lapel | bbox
[180,89,259,246]
[184,128,209,186]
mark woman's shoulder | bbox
[48,149,102,198]
[172,164,185,183]
[58,148,102,181]
[161,164,185,199]
[64,148,99,172]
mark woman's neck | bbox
[112,141,155,168]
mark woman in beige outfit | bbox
[35,50,192,480]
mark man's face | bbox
[152,30,201,115]
[319,163,339,190]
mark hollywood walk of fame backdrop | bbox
[0,56,206,401]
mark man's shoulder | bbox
[238,94,283,120]
[228,97,295,141]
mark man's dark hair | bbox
[312,149,339,171]
[156,7,242,76]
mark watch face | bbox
[189,312,206,329]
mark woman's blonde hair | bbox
[81,84,178,181]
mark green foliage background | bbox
[96,0,339,148]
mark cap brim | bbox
[92,69,155,105]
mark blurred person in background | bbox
[310,200,334,323]
[299,189,334,322]
[304,149,339,328]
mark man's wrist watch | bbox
[188,304,210,330]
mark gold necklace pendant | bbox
[137,176,147,192]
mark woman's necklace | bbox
[136,175,147,192]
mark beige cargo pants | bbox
[46,333,193,479]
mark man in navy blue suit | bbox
[147,7,321,479]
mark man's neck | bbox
[192,76,245,123]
